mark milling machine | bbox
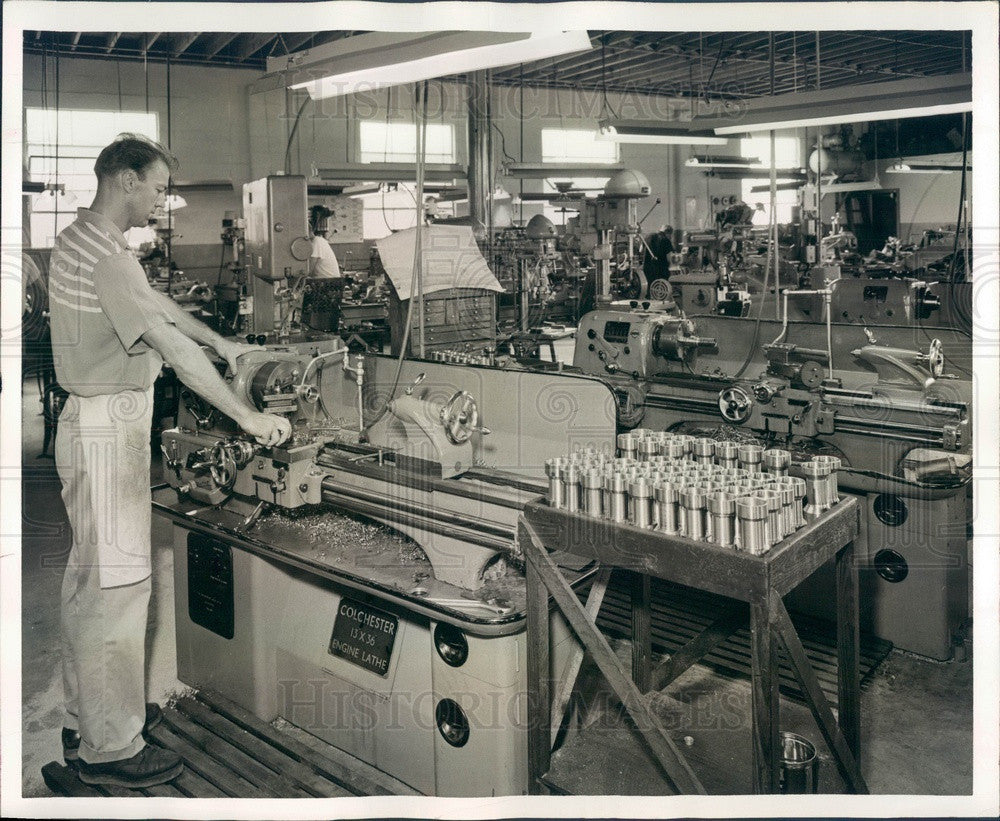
[573,299,972,659]
[155,337,619,795]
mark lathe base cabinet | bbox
[171,524,577,796]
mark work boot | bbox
[77,744,183,789]
[63,703,164,764]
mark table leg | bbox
[630,571,652,693]
[522,520,551,793]
[750,596,780,794]
[837,539,861,764]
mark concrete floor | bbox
[18,374,975,798]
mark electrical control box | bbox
[243,175,313,282]
[324,196,364,244]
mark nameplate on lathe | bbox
[328,598,398,677]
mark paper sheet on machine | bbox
[376,224,504,300]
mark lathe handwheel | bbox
[926,338,945,377]
[718,386,753,424]
[209,441,238,490]
[441,390,479,445]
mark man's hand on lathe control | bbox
[240,412,292,447]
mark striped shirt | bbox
[48,208,173,396]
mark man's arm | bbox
[151,292,251,372]
[142,321,291,446]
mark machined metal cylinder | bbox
[801,459,831,517]
[737,497,770,556]
[763,448,791,477]
[812,455,842,506]
[755,489,782,547]
[561,463,581,513]
[617,433,638,460]
[716,440,740,469]
[638,436,660,462]
[692,437,715,465]
[788,476,808,527]
[545,457,565,508]
[681,486,708,542]
[777,481,797,538]
[581,468,604,518]
[707,490,737,547]
[738,443,764,474]
[674,434,695,458]
[654,481,680,535]
[604,471,628,523]
[629,477,653,529]
[662,438,686,461]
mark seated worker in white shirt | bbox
[305,205,344,331]
[308,205,342,279]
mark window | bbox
[540,128,618,224]
[740,136,801,225]
[26,108,159,247]
[359,121,456,164]
[356,121,457,238]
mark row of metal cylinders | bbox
[429,350,496,365]
[544,449,842,556]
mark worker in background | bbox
[305,204,344,332]
[308,205,342,279]
[643,224,674,283]
[48,133,291,789]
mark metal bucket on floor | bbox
[779,731,819,793]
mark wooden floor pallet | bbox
[586,571,892,705]
[41,689,420,798]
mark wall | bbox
[870,152,970,244]
[22,53,256,247]
[248,78,748,236]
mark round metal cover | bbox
[604,169,651,198]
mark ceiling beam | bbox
[105,32,122,53]
[143,33,162,54]
[202,32,240,59]
[277,32,315,54]
[70,32,82,52]
[172,32,201,58]
[233,33,276,61]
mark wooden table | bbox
[519,496,868,795]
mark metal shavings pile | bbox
[254,505,429,567]
[681,424,765,446]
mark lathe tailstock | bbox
[157,340,618,794]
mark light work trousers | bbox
[56,387,155,763]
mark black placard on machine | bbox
[328,598,398,677]
[603,320,631,344]
[187,532,235,640]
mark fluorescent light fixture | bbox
[597,119,729,146]
[164,193,187,211]
[172,179,235,192]
[315,163,467,184]
[684,156,762,169]
[502,162,625,179]
[887,161,969,174]
[275,31,592,99]
[691,73,972,135]
[709,168,806,180]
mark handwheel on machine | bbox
[440,390,480,444]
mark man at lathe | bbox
[49,133,291,788]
